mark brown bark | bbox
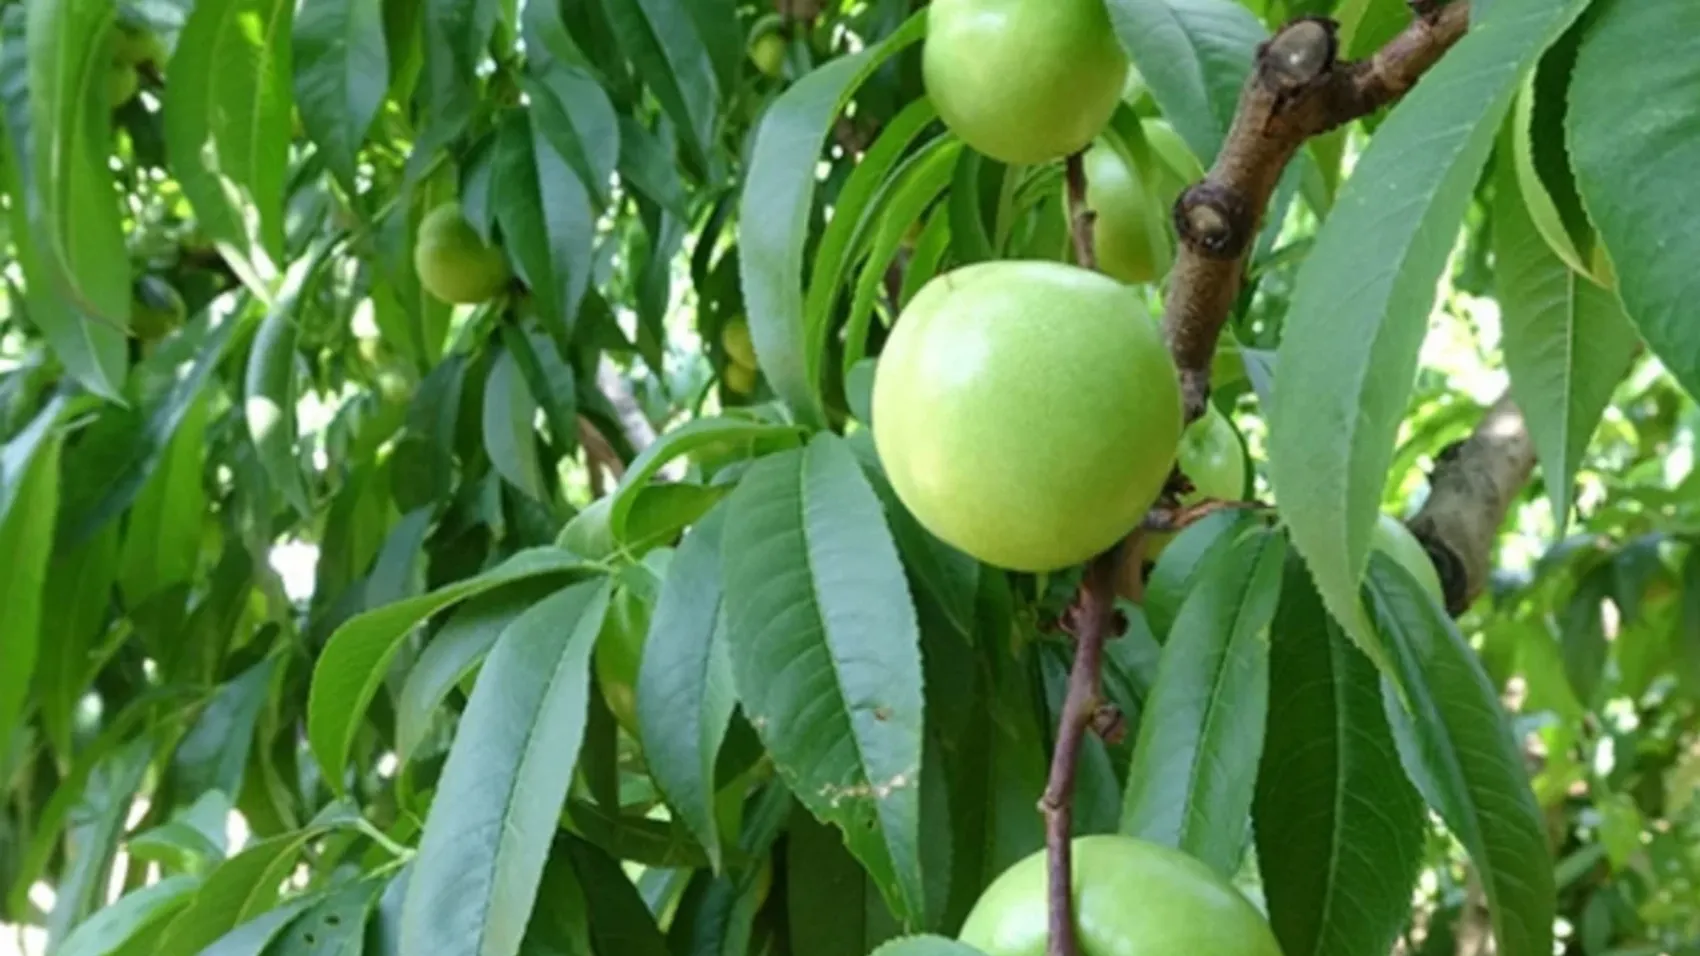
[1163,2,1471,421]
[1408,391,1536,615]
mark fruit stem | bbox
[1063,151,1097,271]
[1038,545,1126,956]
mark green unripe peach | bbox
[1372,513,1446,608]
[748,20,786,78]
[871,260,1182,572]
[1149,404,1247,557]
[107,64,140,108]
[131,274,186,341]
[724,362,758,395]
[413,203,512,305]
[959,835,1284,956]
[923,0,1129,165]
[721,318,758,368]
[1083,140,1174,285]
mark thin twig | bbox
[1064,152,1097,272]
[1039,548,1125,956]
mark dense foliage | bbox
[0,0,1696,955]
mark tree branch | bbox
[1162,0,1471,421]
[1408,391,1535,614]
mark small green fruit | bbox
[111,25,167,68]
[413,203,512,305]
[1083,140,1173,285]
[724,362,758,395]
[131,274,186,341]
[748,20,787,78]
[923,0,1128,165]
[1371,513,1446,607]
[1149,404,1247,557]
[959,835,1284,956]
[721,318,759,368]
[872,260,1182,572]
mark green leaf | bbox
[0,396,66,753]
[1559,566,1610,708]
[50,738,163,946]
[293,0,389,191]
[306,547,598,792]
[163,0,295,295]
[870,937,987,956]
[598,0,719,166]
[494,108,594,336]
[1103,0,1266,165]
[1121,527,1285,878]
[416,0,499,149]
[1266,0,1593,656]
[785,806,903,955]
[1493,141,1639,528]
[26,0,131,331]
[636,505,735,870]
[245,265,317,517]
[1253,560,1426,956]
[1336,0,1410,59]
[1144,506,1265,638]
[610,416,804,539]
[399,579,612,956]
[118,390,210,605]
[155,825,338,956]
[518,847,593,955]
[522,61,619,208]
[270,876,390,956]
[171,656,279,800]
[1367,552,1555,956]
[34,522,119,759]
[561,836,669,956]
[0,13,125,399]
[720,433,927,921]
[395,581,559,765]
[737,9,927,428]
[504,325,580,454]
[195,898,319,956]
[803,96,941,365]
[1568,0,1700,401]
[483,346,549,501]
[58,877,200,956]
[1508,29,1601,285]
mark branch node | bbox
[1257,18,1339,95]
[1173,183,1255,260]
[1091,705,1128,745]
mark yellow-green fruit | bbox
[872,260,1182,572]
[722,318,759,368]
[1083,140,1173,285]
[1149,404,1246,557]
[107,64,140,108]
[413,203,512,305]
[724,362,758,395]
[748,29,786,78]
[111,26,167,67]
[959,835,1284,956]
[923,0,1128,165]
[1372,513,1446,607]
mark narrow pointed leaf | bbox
[609,416,805,539]
[0,397,66,752]
[1254,560,1425,956]
[1121,527,1285,878]
[307,547,597,792]
[164,0,295,293]
[1103,0,1266,165]
[293,0,389,190]
[1368,552,1555,956]
[721,433,927,921]
[493,108,594,337]
[154,830,325,956]
[737,9,926,427]
[1267,0,1593,657]
[26,0,131,332]
[637,506,735,870]
[482,347,548,501]
[599,0,718,165]
[118,391,210,605]
[399,580,612,956]
[1568,0,1700,401]
[58,877,201,956]
[1493,145,1639,527]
